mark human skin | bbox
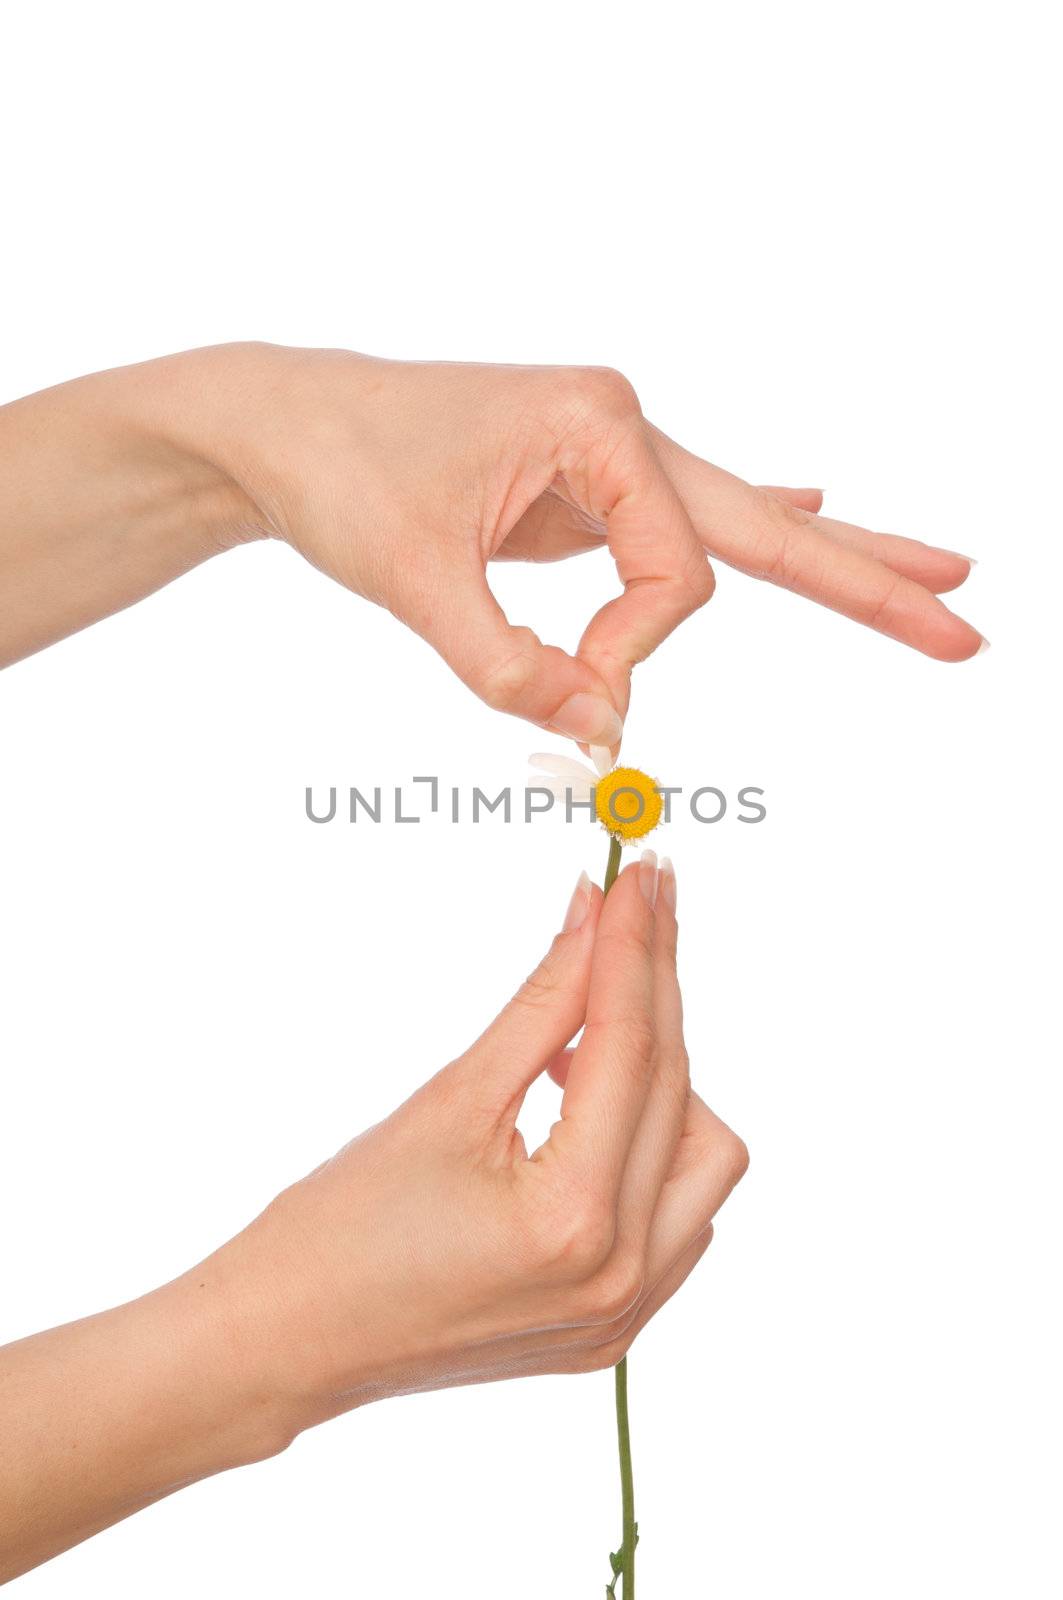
[0,856,749,1581]
[0,348,978,1580]
[0,344,984,754]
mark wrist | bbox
[0,357,261,665]
[138,342,379,562]
[199,1188,390,1445]
[148,1262,304,1475]
[186,1219,350,1454]
[82,352,266,558]
[125,342,315,550]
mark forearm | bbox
[0,358,257,668]
[0,1264,292,1583]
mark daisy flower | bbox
[528,745,664,843]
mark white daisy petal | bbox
[528,752,599,783]
[527,777,594,804]
[589,744,614,777]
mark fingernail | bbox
[946,550,978,566]
[563,870,593,932]
[549,694,623,748]
[638,848,658,907]
[659,856,677,912]
[976,636,991,655]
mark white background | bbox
[1,2,1059,1595]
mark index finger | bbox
[551,853,662,1194]
[575,425,714,716]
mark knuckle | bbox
[686,555,716,608]
[581,1332,632,1372]
[708,1125,750,1188]
[624,1012,658,1064]
[570,365,641,418]
[556,1324,634,1375]
[727,1130,751,1183]
[584,1010,657,1072]
[762,531,801,589]
[579,1256,645,1325]
[760,485,813,532]
[596,922,656,969]
[476,626,541,710]
[514,957,562,1011]
[567,1203,617,1278]
[749,490,815,590]
[865,570,905,631]
[549,368,643,453]
[531,1194,616,1282]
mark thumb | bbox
[457,871,603,1114]
[421,566,625,750]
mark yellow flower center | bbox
[594,766,663,841]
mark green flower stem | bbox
[603,833,623,895]
[602,832,636,1598]
[612,1355,637,1598]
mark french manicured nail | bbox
[549,694,623,748]
[976,636,991,655]
[659,856,677,912]
[638,848,658,907]
[563,870,593,932]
